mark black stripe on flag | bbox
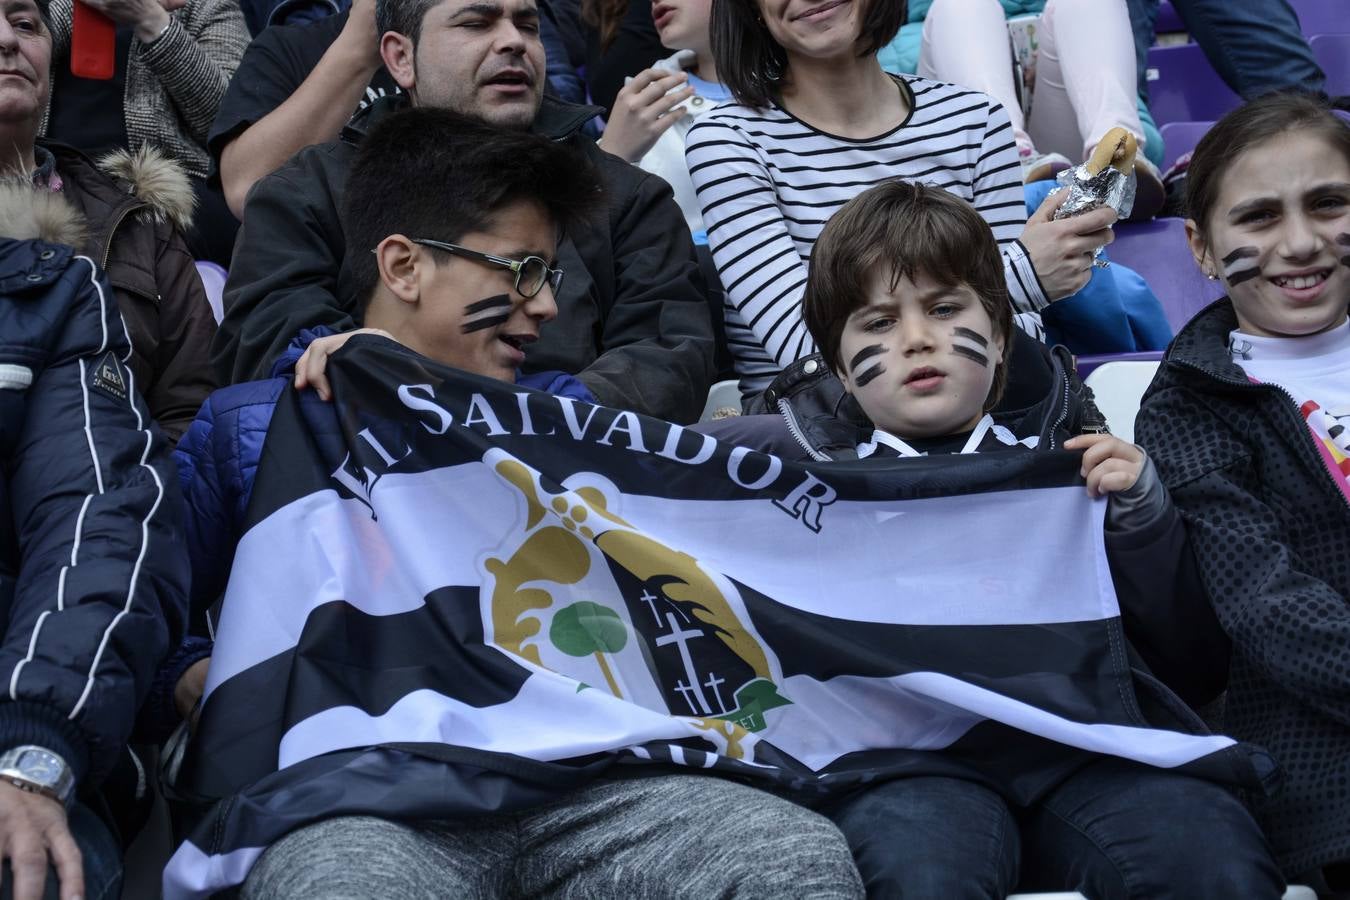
[183,585,531,798]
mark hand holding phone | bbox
[71,0,115,80]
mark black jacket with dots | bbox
[1138,297,1350,880]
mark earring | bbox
[1207,271,1219,281]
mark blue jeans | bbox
[1127,0,1325,102]
[822,757,1285,899]
[0,804,122,900]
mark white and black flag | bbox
[163,337,1269,898]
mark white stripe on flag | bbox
[271,669,1234,781]
[765,671,1237,771]
[209,460,1117,696]
[276,675,724,770]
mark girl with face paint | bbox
[1136,92,1350,891]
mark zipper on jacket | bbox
[777,398,832,462]
[1173,358,1350,509]
[1045,375,1072,450]
[100,202,143,271]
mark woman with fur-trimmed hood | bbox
[2,0,217,440]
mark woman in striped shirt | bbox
[688,0,1118,400]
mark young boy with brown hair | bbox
[700,179,1282,898]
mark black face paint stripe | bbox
[1222,247,1260,266]
[1225,267,1262,286]
[1335,233,1350,247]
[853,364,885,387]
[461,313,512,333]
[848,344,886,373]
[465,295,513,315]
[950,345,989,367]
[952,327,988,347]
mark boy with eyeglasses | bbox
[153,106,864,899]
[155,106,599,733]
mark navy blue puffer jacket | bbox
[0,187,188,786]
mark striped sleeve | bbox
[686,116,816,372]
[972,101,1048,314]
[136,0,250,146]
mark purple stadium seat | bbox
[1154,0,1185,34]
[1312,34,1350,95]
[1107,218,1226,333]
[1290,0,1349,37]
[1158,120,1214,173]
[1146,43,1242,127]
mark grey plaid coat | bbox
[42,0,249,179]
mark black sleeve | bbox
[547,0,587,67]
[211,145,356,383]
[206,12,343,167]
[1105,499,1229,710]
[574,160,716,423]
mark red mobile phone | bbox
[71,1,116,80]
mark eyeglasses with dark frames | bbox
[410,238,564,298]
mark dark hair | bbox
[710,0,906,109]
[1187,91,1350,236]
[580,0,626,52]
[343,107,604,311]
[804,180,1013,407]
[375,0,443,43]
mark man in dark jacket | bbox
[0,181,188,900]
[217,0,716,423]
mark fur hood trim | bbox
[97,146,196,232]
[0,182,89,246]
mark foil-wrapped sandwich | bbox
[1050,127,1138,265]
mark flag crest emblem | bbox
[483,450,788,759]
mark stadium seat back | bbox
[1158,120,1213,173]
[700,379,741,421]
[195,261,227,324]
[1083,360,1161,443]
[1312,33,1350,95]
[1290,0,1350,37]
[1145,44,1242,127]
[1106,219,1225,333]
[1153,0,1185,34]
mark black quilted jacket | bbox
[1137,298,1350,880]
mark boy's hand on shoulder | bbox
[1064,433,1144,498]
[294,328,396,402]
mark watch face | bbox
[17,750,61,786]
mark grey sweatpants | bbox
[240,773,863,899]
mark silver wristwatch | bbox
[0,746,75,805]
